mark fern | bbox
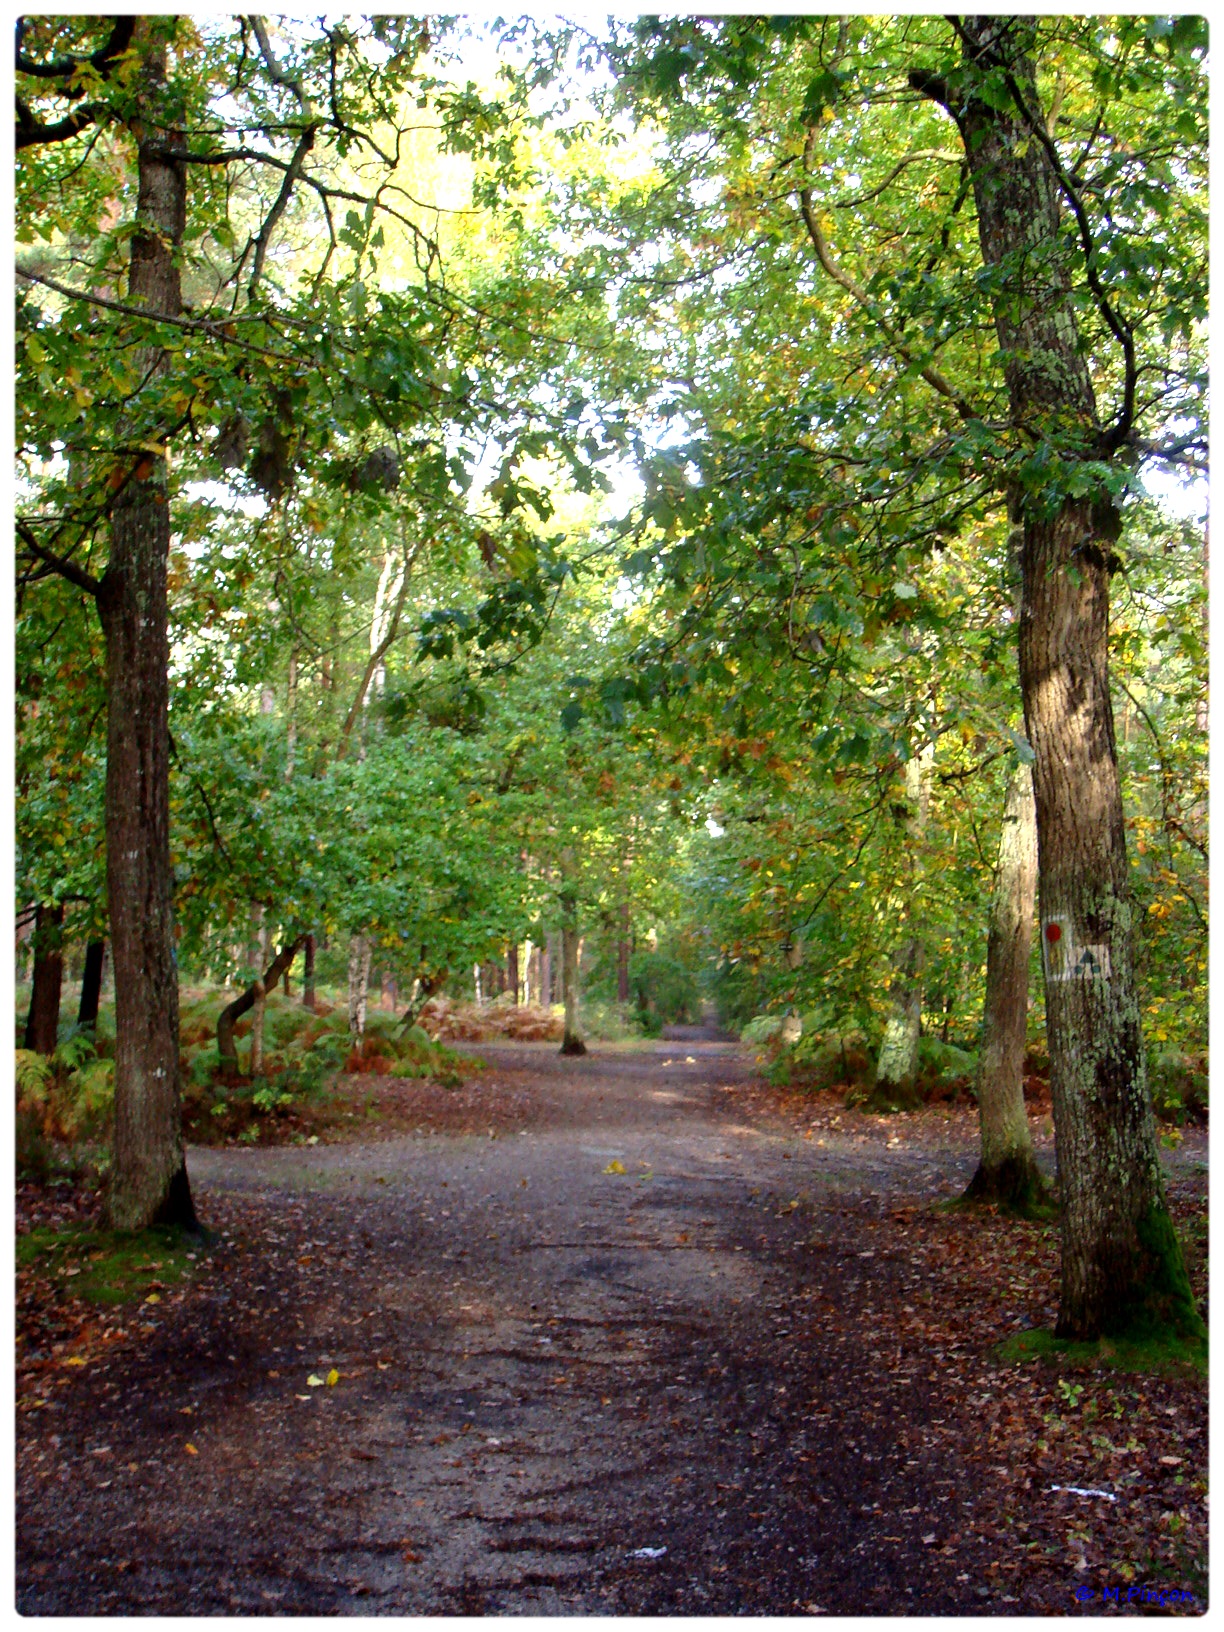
[71,1058,115,1119]
[52,1029,98,1074]
[15,1049,53,1104]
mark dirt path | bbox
[17,1042,1207,1615]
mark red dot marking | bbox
[1045,922,1062,944]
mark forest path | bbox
[17,1041,1207,1614]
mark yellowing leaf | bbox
[144,1293,161,1304]
[326,1368,340,1386]
[306,1373,325,1387]
[603,1159,626,1175]
[185,1443,198,1456]
[63,1355,87,1367]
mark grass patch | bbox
[994,1325,1207,1379]
[15,1223,204,1307]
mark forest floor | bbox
[16,1036,1207,1616]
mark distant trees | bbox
[542,12,1206,1338]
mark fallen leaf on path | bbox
[62,1356,86,1367]
[185,1443,198,1456]
[326,1368,340,1386]
[306,1374,325,1387]
[603,1160,626,1174]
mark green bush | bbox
[15,1029,115,1177]
[769,1032,876,1094]
[916,1036,978,1090]
[741,1014,782,1045]
[1149,1048,1208,1124]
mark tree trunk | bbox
[348,935,371,1038]
[217,938,302,1073]
[872,939,923,1105]
[23,903,65,1055]
[97,24,195,1230]
[301,932,316,1010]
[558,855,586,1055]
[77,938,106,1030]
[920,17,1198,1339]
[617,900,631,1004]
[286,650,298,779]
[507,942,520,1006]
[541,939,552,1008]
[963,761,1047,1211]
[871,744,933,1108]
[249,980,266,1075]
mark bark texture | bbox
[964,761,1047,1210]
[24,903,65,1055]
[919,17,1196,1337]
[871,746,933,1109]
[507,943,520,1006]
[217,938,302,1073]
[348,934,372,1038]
[301,932,316,1010]
[77,939,105,1030]
[559,872,586,1055]
[249,981,267,1075]
[98,22,195,1230]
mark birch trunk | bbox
[348,935,371,1039]
[249,980,266,1075]
[871,744,933,1108]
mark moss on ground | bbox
[16,1223,204,1307]
[995,1324,1206,1379]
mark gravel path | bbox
[16,1040,1207,1614]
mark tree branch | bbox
[15,14,135,81]
[797,131,979,422]
[15,518,100,597]
[338,534,421,755]
[16,266,295,363]
[248,121,316,296]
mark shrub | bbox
[741,1014,782,1045]
[1149,1048,1208,1125]
[15,1031,115,1176]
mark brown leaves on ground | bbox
[804,1181,1207,1609]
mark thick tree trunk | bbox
[964,761,1047,1210]
[77,939,105,1029]
[920,17,1197,1338]
[507,942,520,1006]
[98,25,195,1230]
[348,935,371,1038]
[301,932,316,1010]
[24,903,65,1055]
[217,938,302,1073]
